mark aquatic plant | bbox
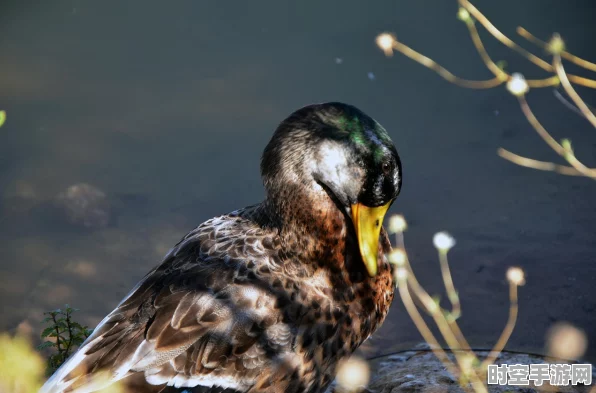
[376,0,596,179]
[387,214,525,393]
[38,305,93,375]
[375,7,594,384]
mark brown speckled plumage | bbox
[41,102,402,393]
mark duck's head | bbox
[261,102,402,277]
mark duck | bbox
[40,102,402,393]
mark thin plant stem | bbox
[567,75,596,89]
[497,148,589,177]
[518,95,596,178]
[517,27,596,73]
[481,283,519,368]
[397,232,474,353]
[390,39,561,89]
[391,40,503,89]
[463,19,508,81]
[396,272,462,381]
[438,250,461,321]
[458,0,596,88]
[403,268,486,392]
[458,0,552,71]
[554,55,596,128]
[448,320,473,353]
[51,314,62,354]
[397,231,484,388]
[64,310,74,357]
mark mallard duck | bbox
[41,102,402,393]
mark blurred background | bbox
[0,0,595,363]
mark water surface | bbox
[1,0,595,362]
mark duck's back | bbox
[40,203,393,393]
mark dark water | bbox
[1,0,595,363]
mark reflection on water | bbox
[1,0,596,365]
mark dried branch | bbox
[376,0,596,180]
[517,27,596,73]
[388,218,525,393]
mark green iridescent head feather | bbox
[330,111,393,164]
[261,101,402,212]
[265,102,399,172]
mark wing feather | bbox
[41,215,285,393]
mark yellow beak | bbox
[350,201,392,277]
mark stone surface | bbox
[54,183,111,229]
[362,349,595,393]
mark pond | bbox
[1,0,595,366]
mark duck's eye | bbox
[381,161,392,174]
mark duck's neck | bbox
[262,181,369,283]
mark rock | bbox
[434,370,456,384]
[388,352,417,363]
[366,348,592,393]
[54,183,111,229]
[395,380,426,392]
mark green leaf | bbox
[40,304,94,372]
[41,327,56,338]
[55,321,68,329]
[70,322,84,329]
[37,341,56,350]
